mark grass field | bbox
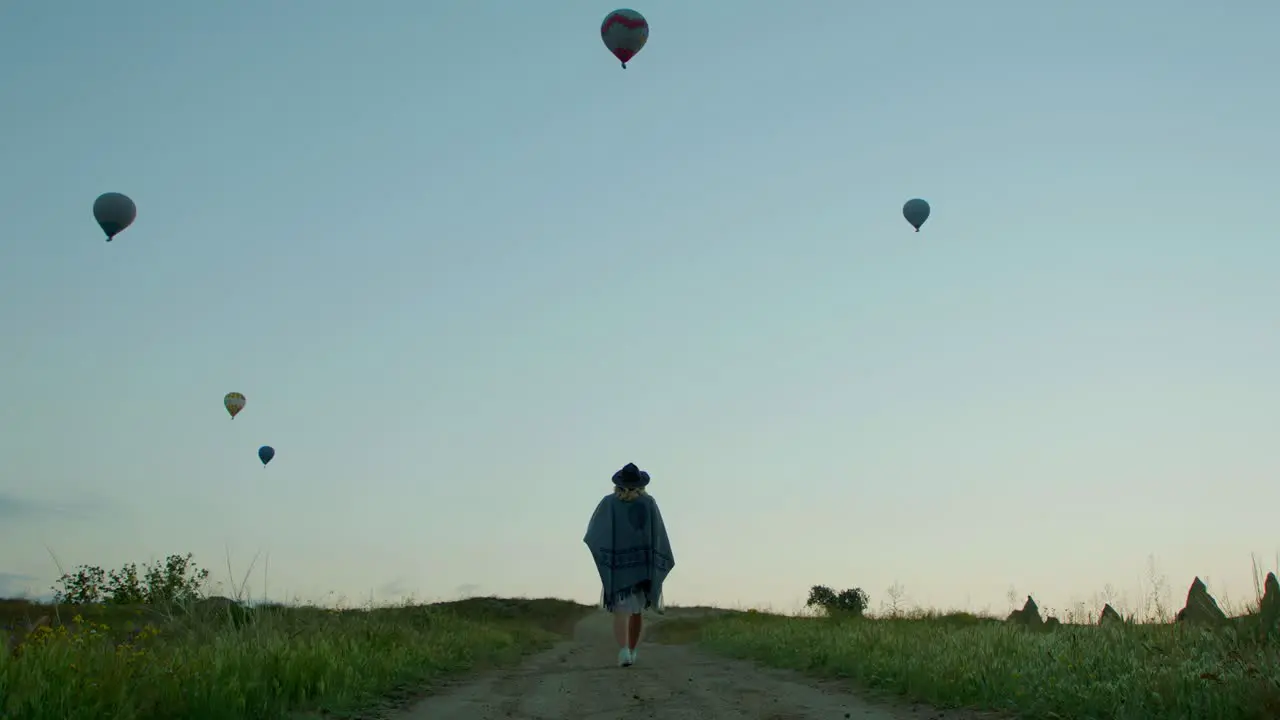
[5,551,1278,720]
[651,608,1280,720]
[5,597,1278,720]
[0,595,593,720]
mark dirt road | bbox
[394,609,979,720]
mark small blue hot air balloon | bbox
[258,445,275,467]
[93,192,137,242]
[903,198,931,232]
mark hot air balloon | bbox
[224,392,246,419]
[601,9,649,68]
[903,198,931,232]
[93,192,137,242]
[258,445,275,467]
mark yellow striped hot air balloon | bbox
[224,392,246,419]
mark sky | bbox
[2,0,1278,618]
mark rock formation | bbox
[1174,577,1227,625]
[1006,596,1043,626]
[195,595,239,611]
[1259,572,1279,636]
[1099,603,1124,626]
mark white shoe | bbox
[618,648,633,667]
[629,648,638,664]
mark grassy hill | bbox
[1,594,594,720]
[651,606,1280,720]
[4,557,1278,720]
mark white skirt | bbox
[601,585,664,614]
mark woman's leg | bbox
[627,613,643,650]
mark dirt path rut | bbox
[393,610,972,720]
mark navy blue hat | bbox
[612,462,650,489]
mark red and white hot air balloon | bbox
[601,9,649,69]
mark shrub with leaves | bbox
[806,584,870,617]
[51,553,210,606]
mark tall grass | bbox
[678,611,1279,719]
[652,559,1280,720]
[0,596,592,720]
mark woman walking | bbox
[583,462,675,667]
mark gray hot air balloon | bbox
[902,198,930,232]
[93,192,136,242]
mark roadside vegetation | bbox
[0,553,592,720]
[7,552,1278,719]
[651,565,1280,720]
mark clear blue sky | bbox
[2,0,1278,617]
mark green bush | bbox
[51,553,210,606]
[805,584,869,617]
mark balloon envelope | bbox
[258,445,275,466]
[601,9,649,67]
[224,392,246,419]
[902,198,931,232]
[93,192,137,241]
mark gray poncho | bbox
[583,492,675,612]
